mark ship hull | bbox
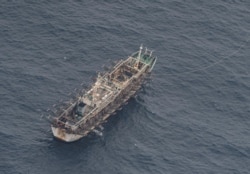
[51,126,84,142]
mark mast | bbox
[136,44,143,68]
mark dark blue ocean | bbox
[1,1,250,174]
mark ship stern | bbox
[51,126,83,142]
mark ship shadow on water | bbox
[101,97,138,131]
[47,133,98,159]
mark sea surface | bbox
[0,1,250,174]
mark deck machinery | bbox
[51,45,157,142]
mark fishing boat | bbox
[51,45,157,142]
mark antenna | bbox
[150,50,154,57]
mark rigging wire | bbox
[165,35,250,76]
